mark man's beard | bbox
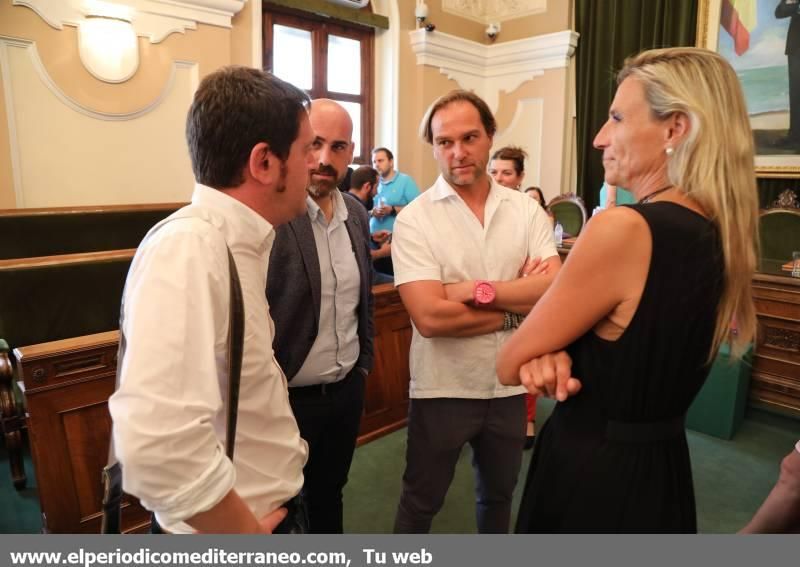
[307,163,342,198]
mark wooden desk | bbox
[751,261,800,417]
[359,284,412,444]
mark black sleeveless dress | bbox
[515,202,724,533]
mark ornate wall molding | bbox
[0,37,25,207]
[0,35,198,206]
[0,36,196,121]
[13,0,245,43]
[442,0,547,24]
[409,28,578,112]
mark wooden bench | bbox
[0,203,181,260]
[12,284,411,533]
[0,202,182,490]
[0,249,135,491]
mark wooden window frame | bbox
[263,5,374,164]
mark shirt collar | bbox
[190,183,275,253]
[429,175,511,203]
[306,189,350,224]
[380,171,398,185]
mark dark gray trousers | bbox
[393,395,526,533]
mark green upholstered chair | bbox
[758,207,800,263]
[548,193,587,238]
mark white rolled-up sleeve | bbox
[108,222,236,526]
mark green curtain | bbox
[575,0,699,211]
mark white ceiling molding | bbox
[13,0,246,43]
[0,35,198,120]
[409,28,578,113]
[442,0,547,24]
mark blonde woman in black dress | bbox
[497,48,758,533]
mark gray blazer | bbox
[267,194,374,381]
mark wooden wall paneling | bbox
[358,284,412,445]
[751,273,800,417]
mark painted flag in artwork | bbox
[720,0,757,56]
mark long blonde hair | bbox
[618,47,758,360]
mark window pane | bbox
[327,35,361,95]
[338,101,361,158]
[273,25,312,90]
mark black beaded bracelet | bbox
[503,311,525,331]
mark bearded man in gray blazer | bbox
[267,99,374,534]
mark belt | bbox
[605,414,686,443]
[289,370,355,398]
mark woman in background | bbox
[524,186,555,227]
[488,146,537,446]
[497,48,758,532]
[489,146,527,190]
[524,186,546,206]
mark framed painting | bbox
[697,0,799,177]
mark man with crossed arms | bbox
[391,90,560,533]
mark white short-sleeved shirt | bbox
[392,175,557,399]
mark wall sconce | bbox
[415,1,435,32]
[486,22,501,42]
[78,3,139,83]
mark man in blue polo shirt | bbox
[370,147,421,234]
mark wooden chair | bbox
[548,193,587,237]
[758,207,800,263]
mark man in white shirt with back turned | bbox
[109,67,315,534]
[391,90,560,533]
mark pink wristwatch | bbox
[473,280,496,305]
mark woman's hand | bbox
[519,351,582,402]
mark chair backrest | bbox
[758,207,800,263]
[548,193,587,237]
[0,250,133,349]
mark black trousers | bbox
[394,395,527,534]
[289,368,366,534]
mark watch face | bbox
[475,281,496,304]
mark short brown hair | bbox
[419,90,497,144]
[491,146,528,175]
[371,147,394,161]
[350,165,378,189]
[186,66,310,188]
